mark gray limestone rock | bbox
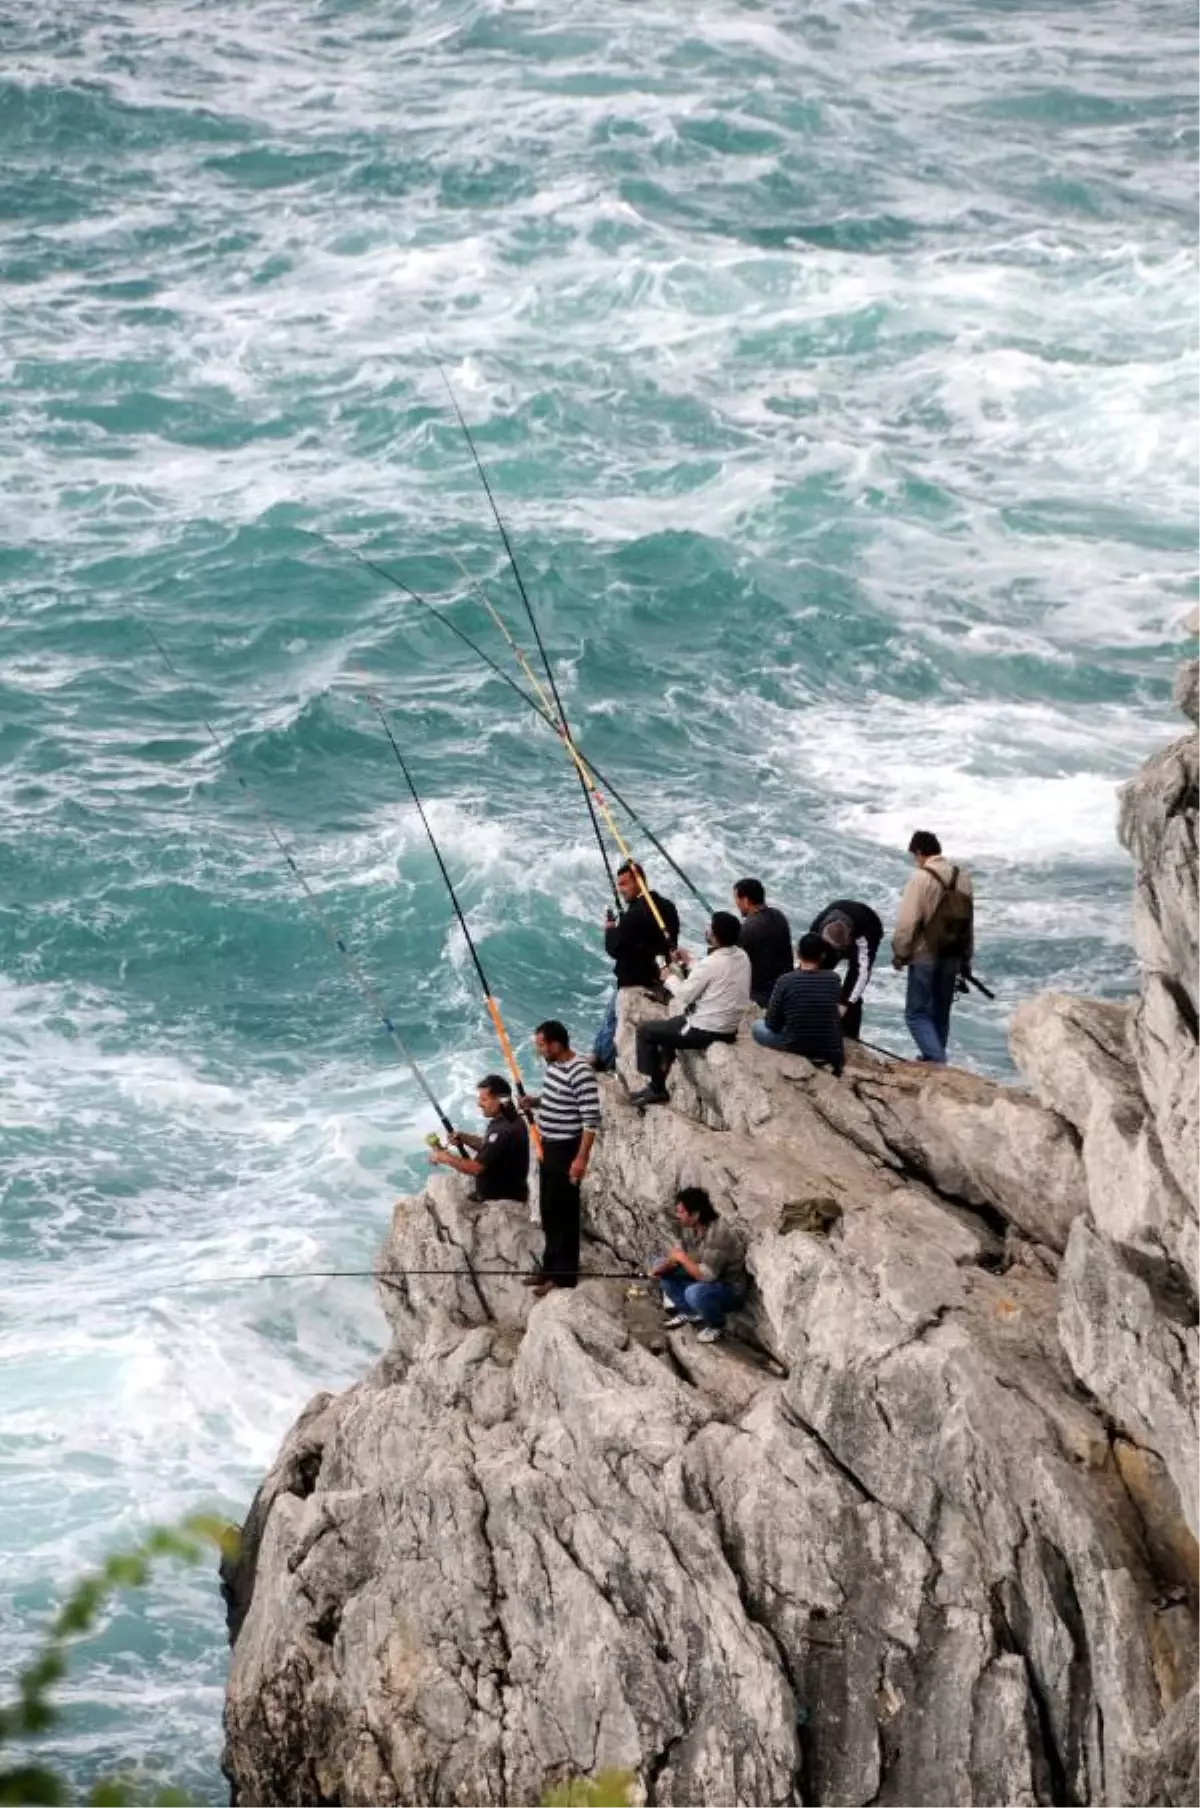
[223,671,1198,1806]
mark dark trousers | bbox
[635,1014,736,1091]
[539,1136,581,1287]
[840,933,882,1042]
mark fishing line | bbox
[446,548,683,962]
[354,680,542,1155]
[153,1264,644,1291]
[433,360,622,914]
[137,618,456,1139]
[302,529,713,912]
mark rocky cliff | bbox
[222,666,1198,1808]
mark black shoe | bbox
[629,1085,670,1107]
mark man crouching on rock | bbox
[651,1186,747,1344]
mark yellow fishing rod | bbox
[448,551,682,960]
[358,681,542,1158]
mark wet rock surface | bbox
[224,677,1197,1806]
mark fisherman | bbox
[629,911,751,1106]
[427,1074,530,1204]
[892,831,974,1064]
[733,877,794,1008]
[650,1186,748,1344]
[809,898,885,1041]
[519,1020,601,1294]
[592,860,680,1071]
[751,932,845,1074]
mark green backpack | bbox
[926,866,973,959]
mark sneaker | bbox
[520,1273,546,1289]
[662,1312,699,1331]
[696,1325,724,1344]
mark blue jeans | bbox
[905,958,960,1063]
[660,1266,740,1328]
[593,986,619,1070]
[751,1020,843,1073]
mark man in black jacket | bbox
[809,898,884,1041]
[751,933,845,1074]
[592,861,680,1070]
[733,877,793,1008]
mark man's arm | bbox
[843,936,873,1006]
[764,974,788,1032]
[430,1150,484,1177]
[567,1065,602,1183]
[570,1127,596,1184]
[891,873,926,966]
[453,1131,484,1152]
[662,1242,703,1280]
[667,956,710,1012]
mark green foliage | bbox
[0,1514,239,1807]
[541,1767,637,1807]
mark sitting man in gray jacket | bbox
[650,1185,748,1344]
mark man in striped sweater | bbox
[751,933,845,1075]
[519,1019,602,1295]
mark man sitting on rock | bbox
[427,1074,530,1204]
[629,911,752,1107]
[751,932,845,1075]
[650,1186,748,1344]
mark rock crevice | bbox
[223,675,1197,1806]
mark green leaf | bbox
[0,1763,68,1804]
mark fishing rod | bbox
[446,549,683,961]
[355,680,542,1156]
[434,361,622,915]
[153,1263,644,1292]
[138,620,456,1141]
[301,530,714,913]
[961,973,996,1001]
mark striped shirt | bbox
[536,1056,602,1143]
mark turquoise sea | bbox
[1,0,1196,1796]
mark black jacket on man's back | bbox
[810,899,884,1008]
[739,904,794,1007]
[604,892,680,989]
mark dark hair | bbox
[797,932,827,964]
[535,1019,570,1047]
[477,1073,512,1098]
[733,877,765,906]
[909,830,942,858]
[617,860,645,880]
[710,910,742,948]
[676,1185,717,1224]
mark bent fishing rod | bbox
[434,360,622,916]
[302,530,713,915]
[446,548,683,960]
[138,620,455,1141]
[356,682,543,1156]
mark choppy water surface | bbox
[1,0,1196,1794]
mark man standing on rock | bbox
[592,860,680,1071]
[809,897,885,1041]
[651,1186,748,1344]
[891,831,975,1064]
[427,1074,529,1205]
[520,1020,601,1294]
[733,877,794,1008]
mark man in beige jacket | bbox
[891,831,974,1063]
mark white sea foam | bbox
[1,0,1194,1794]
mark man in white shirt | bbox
[629,911,752,1106]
